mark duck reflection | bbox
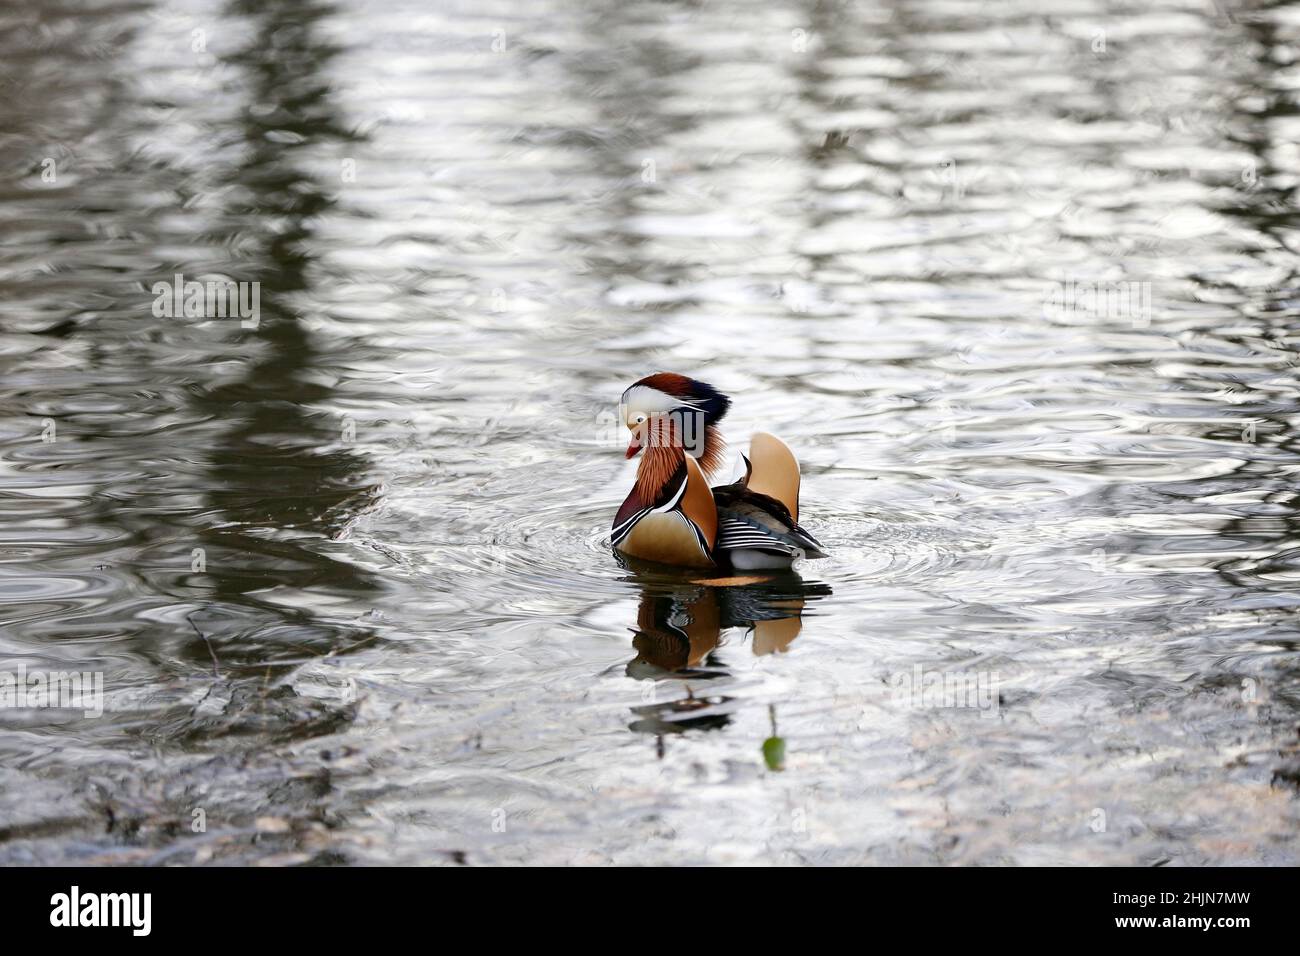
[619,559,831,735]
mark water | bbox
[2,0,1299,865]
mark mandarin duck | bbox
[611,373,827,570]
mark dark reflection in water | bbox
[182,0,381,678]
[621,564,832,735]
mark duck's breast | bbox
[617,512,714,568]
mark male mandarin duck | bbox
[611,373,827,570]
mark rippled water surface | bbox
[3,0,1300,865]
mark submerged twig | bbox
[187,612,222,679]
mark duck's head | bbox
[620,373,731,476]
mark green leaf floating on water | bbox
[762,735,786,771]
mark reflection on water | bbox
[183,0,381,678]
[2,0,1300,864]
[623,567,832,735]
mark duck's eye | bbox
[634,414,646,424]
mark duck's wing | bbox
[743,432,802,523]
[711,481,827,559]
[680,454,718,551]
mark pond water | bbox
[2,0,1299,865]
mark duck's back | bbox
[711,481,827,569]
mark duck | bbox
[611,373,827,571]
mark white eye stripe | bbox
[620,385,704,421]
[621,385,677,411]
